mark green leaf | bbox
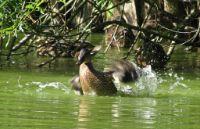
[38,8,44,14]
[36,0,44,7]
[60,0,66,4]
[0,0,7,8]
[25,4,34,9]
[106,1,114,17]
[107,10,113,17]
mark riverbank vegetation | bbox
[0,0,200,69]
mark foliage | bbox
[0,0,199,68]
[0,0,23,34]
[0,0,117,66]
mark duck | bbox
[75,46,117,96]
[70,46,143,95]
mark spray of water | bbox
[117,64,190,97]
[117,65,159,96]
[134,65,158,96]
[162,69,188,92]
[26,82,70,93]
[19,68,187,97]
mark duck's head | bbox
[76,46,101,65]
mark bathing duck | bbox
[76,46,117,96]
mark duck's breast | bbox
[79,63,117,95]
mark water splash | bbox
[17,76,23,88]
[134,65,158,96]
[26,82,70,93]
[163,70,188,92]
[117,65,159,96]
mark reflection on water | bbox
[78,97,90,129]
[72,96,200,129]
[0,76,200,129]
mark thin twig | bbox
[7,35,17,60]
[12,34,33,51]
[124,4,153,59]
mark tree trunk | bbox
[105,0,145,48]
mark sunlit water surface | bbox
[0,45,200,129]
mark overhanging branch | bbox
[93,20,185,43]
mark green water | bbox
[0,46,200,129]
